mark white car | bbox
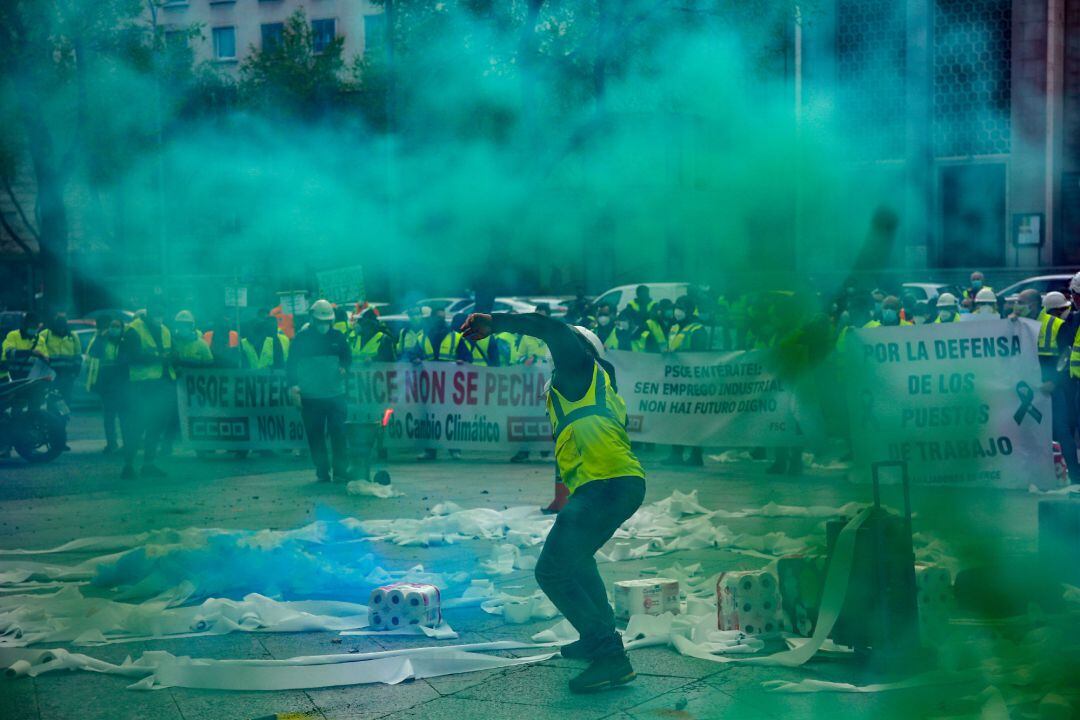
[900,283,963,303]
[995,274,1075,305]
[453,297,538,316]
[590,282,690,314]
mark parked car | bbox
[377,297,467,337]
[82,308,135,325]
[589,282,690,315]
[996,274,1075,307]
[517,296,571,318]
[453,297,539,316]
[899,283,964,304]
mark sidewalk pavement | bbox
[0,412,1046,719]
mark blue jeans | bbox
[535,476,646,656]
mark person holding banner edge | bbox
[461,310,646,694]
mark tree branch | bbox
[2,175,41,241]
[0,206,36,258]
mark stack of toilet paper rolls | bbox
[368,582,442,630]
[717,569,784,636]
[914,563,954,639]
[613,578,680,620]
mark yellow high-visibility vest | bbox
[350,331,389,363]
[1038,310,1063,358]
[127,318,175,382]
[546,363,644,495]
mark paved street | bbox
[0,411,1050,720]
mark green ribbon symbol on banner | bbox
[1013,381,1042,425]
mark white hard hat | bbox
[974,288,997,304]
[310,299,335,321]
[420,305,432,318]
[1043,291,1070,311]
[572,325,605,358]
[174,310,195,323]
[935,292,958,308]
[1069,272,1080,294]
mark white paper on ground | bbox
[346,481,403,498]
[761,670,976,694]
[340,620,458,640]
[480,591,559,622]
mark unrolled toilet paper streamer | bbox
[1,642,557,690]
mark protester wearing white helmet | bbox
[286,298,353,483]
[934,292,960,323]
[971,287,999,317]
[461,309,645,694]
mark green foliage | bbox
[240,10,352,120]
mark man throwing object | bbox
[461,311,645,693]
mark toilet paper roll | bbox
[5,660,31,679]
[387,588,407,608]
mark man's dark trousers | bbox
[534,476,646,656]
[301,395,348,478]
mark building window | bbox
[261,22,284,51]
[364,14,386,53]
[311,18,335,54]
[163,29,188,50]
[213,26,236,60]
[932,0,1012,157]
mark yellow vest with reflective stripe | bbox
[1038,311,1063,358]
[459,335,494,365]
[176,336,214,366]
[128,318,174,381]
[422,331,461,361]
[1071,331,1080,379]
[351,331,388,362]
[546,363,645,494]
[398,327,424,355]
[645,319,668,352]
[40,329,81,371]
[668,320,704,351]
[2,330,46,379]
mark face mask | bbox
[674,309,687,322]
[617,321,629,331]
[881,309,899,325]
[972,280,983,290]
[975,305,995,315]
[939,310,955,322]
[315,322,331,334]
[598,315,611,326]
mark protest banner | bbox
[844,318,1054,488]
[609,349,811,447]
[177,362,552,452]
[177,351,811,451]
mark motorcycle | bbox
[0,361,69,463]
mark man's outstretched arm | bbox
[461,312,592,399]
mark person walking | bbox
[462,310,645,694]
[286,299,352,483]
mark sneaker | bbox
[416,450,437,462]
[568,652,636,694]
[120,464,136,479]
[141,464,167,478]
[560,637,599,660]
